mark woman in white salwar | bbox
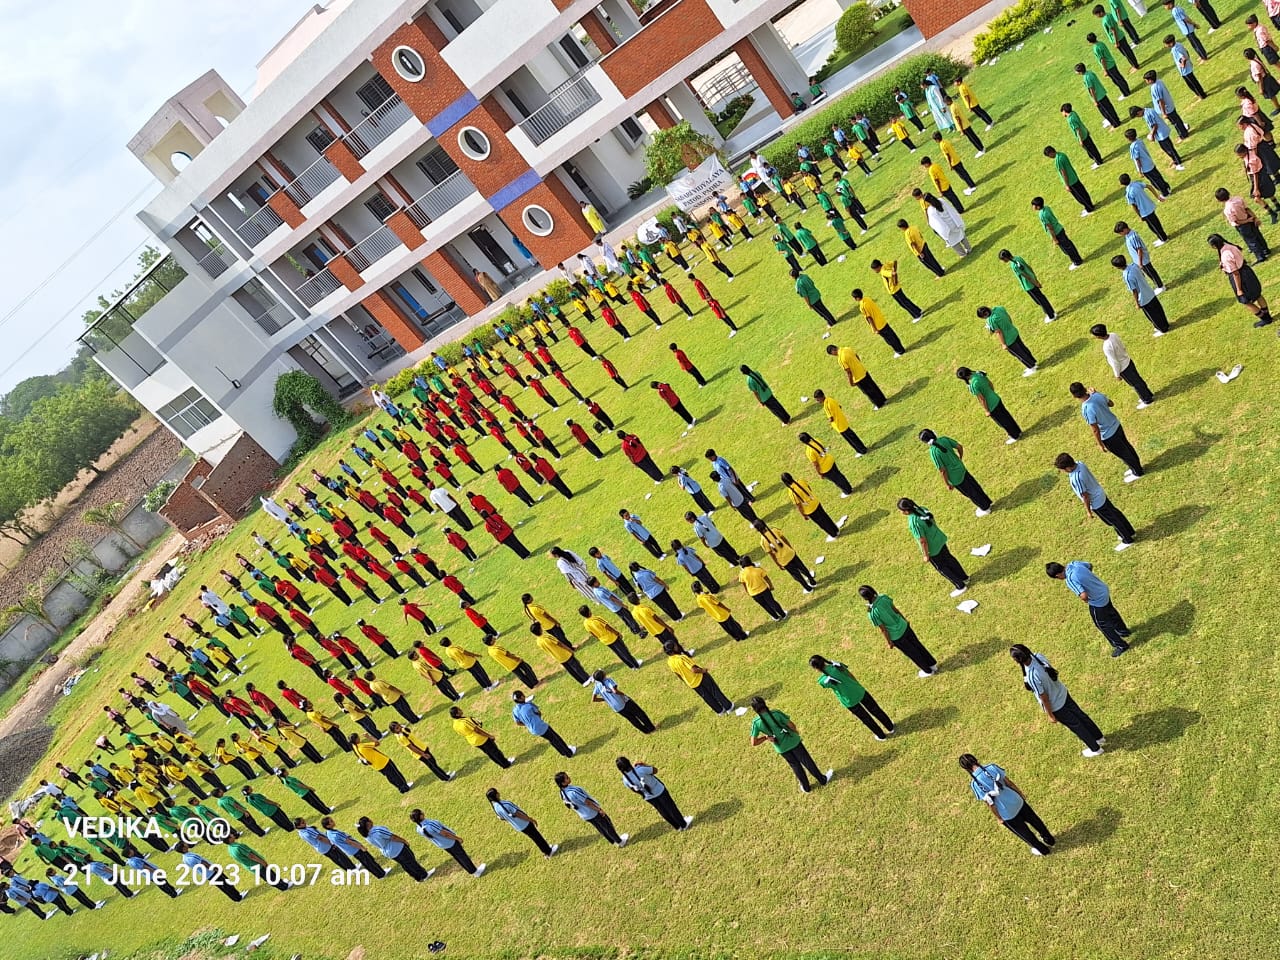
[147,700,192,736]
[923,193,971,257]
[925,81,954,132]
[550,546,597,602]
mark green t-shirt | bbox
[928,437,968,485]
[1053,151,1079,187]
[816,663,866,708]
[829,216,851,240]
[193,802,220,823]
[244,791,280,817]
[985,306,1020,344]
[744,369,773,402]
[280,775,311,799]
[867,594,909,642]
[227,842,262,871]
[1101,11,1122,45]
[216,795,250,821]
[795,226,819,251]
[836,178,854,200]
[750,709,802,753]
[795,273,821,305]
[816,192,835,213]
[776,223,796,242]
[968,370,1001,410]
[1009,256,1038,292]
[1066,110,1089,145]
[1082,70,1108,103]
[1038,205,1064,238]
[907,511,949,557]
[1092,40,1115,71]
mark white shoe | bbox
[548,844,559,857]
[1152,329,1164,337]
[447,771,457,780]
[1154,287,1166,294]
[263,826,271,834]
[1114,540,1132,552]
[822,331,831,339]
[635,658,644,666]
[918,669,932,678]
[963,187,976,196]
[1098,736,1107,745]
[950,587,968,598]
[425,867,437,879]
[734,706,748,716]
[824,768,835,784]
[1031,847,1046,856]
[893,353,903,359]
[1068,263,1078,270]
[1117,94,1126,101]
[507,756,517,763]
[974,150,985,157]
[1102,120,1111,128]
[1152,239,1164,247]
[836,515,848,529]
[826,535,837,542]
[1006,437,1018,445]
[1080,210,1091,218]
[569,745,578,755]
[618,834,630,847]
[95,900,106,909]
[728,330,736,338]
[1175,164,1185,171]
[975,508,991,517]
[1123,471,1139,484]
[985,124,993,131]
[1135,401,1149,410]
[683,815,694,828]
[840,492,849,498]
[1082,747,1104,758]
[406,781,415,789]
[473,863,487,877]
[1023,367,1037,377]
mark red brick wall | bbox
[372,17,467,126]
[647,99,677,129]
[201,435,282,513]
[581,10,619,54]
[601,0,721,98]
[323,138,365,183]
[386,209,427,250]
[363,289,427,350]
[158,481,221,535]
[438,104,534,200]
[267,191,306,229]
[328,254,366,292]
[733,35,796,119]
[515,177,597,267]
[902,0,987,39]
[422,249,489,315]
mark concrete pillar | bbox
[580,10,619,55]
[646,98,677,130]
[744,22,810,101]
[598,0,642,39]
[664,81,723,145]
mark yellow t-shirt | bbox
[370,678,403,703]
[739,566,772,596]
[340,700,369,722]
[958,81,979,109]
[488,644,523,671]
[950,101,969,131]
[235,740,262,761]
[889,118,909,141]
[837,346,868,382]
[353,739,389,770]
[803,438,835,473]
[536,633,574,664]
[395,730,428,758]
[927,162,950,195]
[524,603,559,630]
[186,757,213,777]
[667,653,703,688]
[133,784,164,808]
[878,261,901,294]
[306,709,337,731]
[823,395,851,432]
[276,723,307,748]
[858,296,886,332]
[583,616,621,643]
[938,138,962,168]
[902,225,926,257]
[632,603,667,637]
[697,593,732,623]
[760,527,797,567]
[443,645,477,669]
[786,478,821,516]
[452,716,492,746]
[162,761,186,781]
[699,242,721,264]
[411,658,443,684]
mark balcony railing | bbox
[248,301,294,335]
[195,243,235,278]
[518,75,602,146]
[345,225,402,272]
[344,96,414,159]
[236,203,286,247]
[404,171,476,229]
[283,156,341,207]
[296,267,343,308]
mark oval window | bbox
[522,204,555,236]
[392,46,426,82]
[457,126,491,161]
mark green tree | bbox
[84,500,147,553]
[835,3,876,53]
[643,122,719,185]
[0,455,41,544]
[10,380,139,495]
[80,247,185,327]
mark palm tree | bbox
[2,585,54,632]
[83,500,146,553]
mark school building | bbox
[80,0,818,467]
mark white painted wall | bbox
[440,0,596,96]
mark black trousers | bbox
[780,742,826,791]
[751,588,787,620]
[855,374,887,408]
[1026,285,1055,319]
[990,401,1022,439]
[709,539,741,565]
[954,472,993,511]
[928,545,969,590]
[849,691,894,737]
[1003,801,1055,854]
[647,789,687,830]
[503,534,531,559]
[640,534,664,558]
[693,566,720,593]
[942,187,964,213]
[918,245,946,277]
[583,441,604,459]
[615,605,645,637]
[1141,262,1164,290]
[718,615,748,640]
[821,464,853,496]
[1103,65,1130,97]
[1119,360,1154,403]
[392,698,420,722]
[762,395,792,424]
[393,844,431,881]
[693,674,733,713]
[953,162,976,189]
[839,426,869,454]
[446,841,478,875]
[1115,36,1139,69]
[1140,296,1168,332]
[1079,135,1104,167]
[478,738,512,768]
[588,812,623,845]
[1102,424,1143,475]
[962,127,985,152]
[784,555,817,590]
[1089,600,1131,651]
[1055,693,1105,750]
[1006,336,1037,370]
[560,655,589,684]
[511,484,535,507]
[619,698,656,733]
[890,288,923,319]
[521,823,553,855]
[808,504,840,538]
[1067,179,1095,212]
[1095,96,1121,128]
[542,724,575,757]
[513,661,539,688]
[878,324,906,355]
[418,753,451,781]
[691,488,715,513]
[467,662,494,689]
[1155,136,1182,166]
[1141,212,1168,243]
[380,759,410,793]
[607,638,640,668]
[1182,71,1207,99]
[1235,221,1270,261]
[894,625,937,672]
[650,588,683,622]
[1143,166,1171,199]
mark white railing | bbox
[296,268,343,308]
[404,171,476,229]
[344,96,414,159]
[236,203,286,247]
[518,75,602,146]
[249,301,294,335]
[195,244,235,278]
[283,156,341,207]
[345,225,402,272]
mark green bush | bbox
[627,177,654,200]
[760,53,968,178]
[654,205,686,236]
[142,479,177,513]
[972,0,1088,62]
[272,370,352,466]
[835,3,876,54]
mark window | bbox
[522,204,555,236]
[356,75,395,112]
[411,267,438,294]
[559,34,589,69]
[157,388,221,439]
[416,147,459,185]
[457,126,491,161]
[391,46,426,83]
[306,125,336,154]
[502,87,530,119]
[364,192,398,222]
[620,117,644,142]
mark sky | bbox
[0,0,316,397]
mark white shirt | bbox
[200,589,229,615]
[429,487,458,512]
[599,242,620,273]
[1101,333,1132,376]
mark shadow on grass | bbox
[553,831,601,857]
[744,680,784,704]
[1029,402,1076,435]
[1130,598,1196,646]
[1145,428,1224,474]
[860,463,901,492]
[1154,366,1217,402]
[893,376,931,404]
[845,508,890,534]
[695,796,743,827]
[976,544,1041,583]
[574,728,618,757]
[816,560,870,587]
[515,740,549,765]
[487,847,530,874]
[897,703,960,734]
[942,634,1008,672]
[1038,335,1089,369]
[1053,805,1122,853]
[656,705,700,731]
[999,471,1055,511]
[908,321,956,352]
[1142,503,1211,540]
[833,746,897,784]
[1111,706,1201,751]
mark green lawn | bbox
[818,5,918,81]
[11,5,1280,958]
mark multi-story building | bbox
[81,0,810,465]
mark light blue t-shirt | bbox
[1024,654,1069,712]
[324,828,362,856]
[634,567,664,599]
[717,476,745,507]
[1065,560,1111,606]
[969,763,1024,820]
[622,517,651,540]
[1122,262,1156,307]
[1068,461,1108,508]
[675,545,704,575]
[1169,42,1193,76]
[712,455,738,484]
[1128,140,1156,175]
[1141,105,1171,141]
[595,553,623,580]
[621,763,666,800]
[297,825,332,853]
[1081,391,1121,440]
[1169,6,1194,35]
[560,784,598,820]
[1149,78,1176,113]
[692,514,723,547]
[415,819,456,849]
[592,585,624,613]
[1126,180,1157,216]
[593,677,628,712]
[491,799,529,830]
[512,701,549,737]
[676,471,702,495]
[364,824,403,858]
[1124,229,1150,265]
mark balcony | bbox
[405,171,476,229]
[518,74,603,146]
[344,95,414,160]
[79,255,185,388]
[235,204,286,247]
[345,225,403,272]
[247,301,294,336]
[283,156,342,207]
[194,242,236,279]
[296,267,343,308]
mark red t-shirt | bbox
[656,383,680,408]
[674,349,694,371]
[621,435,647,463]
[496,468,520,492]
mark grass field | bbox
[10,6,1280,958]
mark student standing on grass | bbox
[1116,220,1165,292]
[1055,453,1137,548]
[947,95,986,154]
[410,811,487,877]
[798,432,853,497]
[619,432,665,483]
[632,561,685,622]
[782,471,845,541]
[919,429,993,516]
[898,498,969,597]
[1062,103,1105,171]
[827,342,887,409]
[669,342,707,387]
[450,706,516,768]
[592,669,656,732]
[579,606,641,668]
[511,690,577,757]
[921,156,964,212]
[960,754,1057,856]
[1164,34,1207,100]
[978,305,1038,375]
[999,248,1056,322]
[1046,561,1133,656]
[957,366,1022,443]
[812,387,869,453]
[674,539,720,593]
[488,789,557,857]
[672,465,716,514]
[356,816,434,881]
[1075,63,1122,128]
[1088,31,1131,97]
[1094,4,1139,69]
[1032,196,1084,268]
[618,757,692,831]
[483,638,539,689]
[749,697,833,793]
[809,655,894,739]
[691,581,749,640]
[931,132,978,193]
[665,643,740,715]
[742,364,792,424]
[711,469,759,523]
[738,556,787,621]
[1111,253,1170,335]
[440,638,499,692]
[1165,1,1208,61]
[590,548,642,604]
[793,267,839,326]
[1070,381,1145,480]
[687,510,742,567]
[1209,233,1275,327]
[621,509,665,559]
[556,772,628,847]
[794,221,827,266]
[1045,144,1096,216]
[1130,103,1184,172]
[869,258,923,320]
[529,622,591,685]
[350,733,413,793]
[386,722,453,782]
[1123,131,1173,202]
[898,217,947,278]
[1091,323,1155,406]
